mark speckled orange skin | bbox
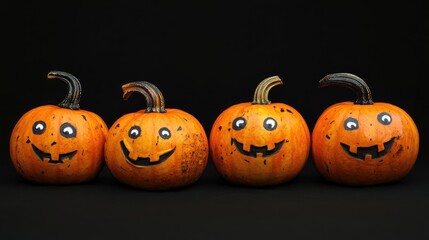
[210,102,310,186]
[104,109,209,190]
[10,105,108,184]
[311,102,419,186]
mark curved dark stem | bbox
[47,71,81,110]
[123,82,153,112]
[252,76,283,104]
[319,73,374,105]
[122,81,166,113]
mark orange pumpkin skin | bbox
[104,82,208,190]
[312,73,419,186]
[9,72,108,184]
[209,76,310,186]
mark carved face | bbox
[230,115,285,159]
[104,109,209,190]
[311,102,420,185]
[118,117,177,167]
[210,102,310,186]
[120,125,175,166]
[31,120,78,164]
[10,105,108,184]
[339,111,396,161]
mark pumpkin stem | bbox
[252,76,283,104]
[122,81,166,113]
[319,73,374,105]
[47,71,81,110]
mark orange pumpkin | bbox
[209,76,311,186]
[312,73,419,185]
[9,71,108,184]
[104,81,208,190]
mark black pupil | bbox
[129,126,141,139]
[159,127,171,139]
[344,118,359,130]
[263,117,277,131]
[32,121,46,135]
[60,123,77,138]
[378,112,392,125]
[233,117,246,130]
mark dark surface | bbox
[1,1,428,239]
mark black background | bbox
[1,1,428,239]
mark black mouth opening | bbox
[120,141,175,166]
[31,144,77,164]
[340,137,396,161]
[232,138,285,158]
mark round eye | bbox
[128,126,141,139]
[232,117,246,130]
[159,127,171,140]
[344,117,359,131]
[32,121,46,135]
[60,123,77,138]
[263,117,277,131]
[377,112,392,125]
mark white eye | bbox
[378,112,392,125]
[232,117,246,130]
[32,121,46,135]
[236,119,245,127]
[381,115,391,122]
[263,117,277,131]
[63,127,74,135]
[130,129,139,136]
[35,123,44,131]
[128,126,141,139]
[344,117,359,131]
[159,127,171,139]
[60,123,77,138]
[346,122,357,129]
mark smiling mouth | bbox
[32,144,77,164]
[232,138,285,158]
[340,137,396,161]
[120,141,175,167]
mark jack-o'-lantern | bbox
[104,81,208,190]
[9,71,108,184]
[209,76,311,186]
[311,73,419,185]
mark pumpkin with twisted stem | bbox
[311,73,419,186]
[210,76,310,186]
[104,81,209,190]
[9,71,108,184]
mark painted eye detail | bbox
[128,126,141,139]
[159,127,171,140]
[232,117,246,130]
[263,117,277,131]
[377,112,392,125]
[60,123,77,138]
[32,121,46,135]
[344,117,359,131]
